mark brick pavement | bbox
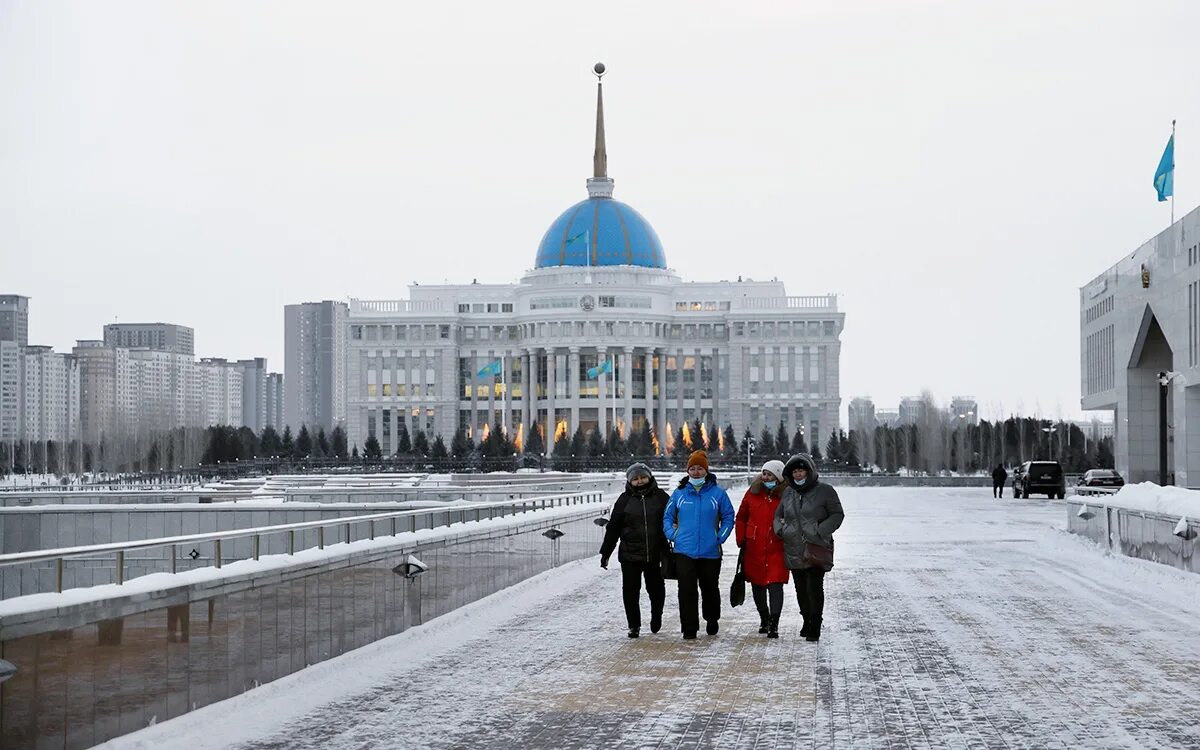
[117,489,1200,750]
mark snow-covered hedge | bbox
[1102,482,1200,518]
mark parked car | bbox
[1075,469,1124,495]
[1012,460,1066,499]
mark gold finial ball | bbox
[593,62,606,78]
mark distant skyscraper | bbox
[0,295,30,347]
[0,341,21,442]
[73,341,135,444]
[848,397,877,435]
[898,398,928,426]
[236,358,284,433]
[103,322,195,356]
[947,396,978,426]
[19,346,80,443]
[198,358,244,427]
[285,301,347,433]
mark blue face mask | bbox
[764,480,777,489]
[688,477,705,488]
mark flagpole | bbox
[1172,119,1177,226]
[502,355,507,434]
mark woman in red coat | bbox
[735,460,790,638]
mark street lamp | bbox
[746,438,756,477]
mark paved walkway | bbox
[111,488,1200,749]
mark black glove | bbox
[600,555,610,569]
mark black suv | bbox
[1013,461,1065,499]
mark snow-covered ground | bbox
[104,487,1200,749]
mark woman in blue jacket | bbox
[663,450,736,640]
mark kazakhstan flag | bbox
[1154,134,1175,202]
[586,359,613,379]
[477,359,502,378]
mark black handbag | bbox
[729,548,746,607]
[661,547,678,580]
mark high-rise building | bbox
[73,341,135,445]
[285,300,347,433]
[236,358,284,433]
[0,341,21,443]
[898,398,928,426]
[340,67,845,454]
[19,346,80,443]
[848,397,877,435]
[0,295,30,347]
[198,358,244,427]
[103,322,195,356]
[947,397,978,426]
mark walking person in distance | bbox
[992,464,1008,498]
[773,453,844,642]
[599,463,671,638]
[663,450,735,640]
[735,460,790,638]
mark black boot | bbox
[706,620,719,635]
[767,616,779,639]
[650,611,662,634]
[805,618,821,642]
[628,627,640,638]
[758,613,769,634]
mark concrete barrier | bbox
[0,502,608,749]
[1067,500,1200,573]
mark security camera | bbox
[0,659,16,685]
[542,528,565,540]
[1174,517,1195,541]
[393,554,429,579]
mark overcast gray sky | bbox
[3,0,1198,423]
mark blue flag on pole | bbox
[586,358,612,379]
[1154,134,1175,202]
[477,360,502,378]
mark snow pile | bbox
[1105,482,1200,517]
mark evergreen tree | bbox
[791,427,807,455]
[431,434,448,458]
[396,420,412,454]
[606,427,628,458]
[296,425,313,457]
[281,426,295,458]
[451,426,472,458]
[316,428,331,458]
[759,428,776,458]
[844,430,860,467]
[237,426,259,459]
[1096,437,1115,469]
[259,425,282,456]
[722,425,738,461]
[776,421,790,457]
[587,427,605,457]
[626,424,643,456]
[570,425,588,457]
[412,430,430,455]
[330,425,348,459]
[825,432,842,464]
[526,422,545,456]
[553,429,572,457]
[641,422,656,457]
[691,418,705,450]
[672,425,689,458]
[146,442,160,473]
[351,444,359,460]
[364,435,382,460]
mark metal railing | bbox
[0,491,605,594]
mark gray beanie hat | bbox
[625,462,653,482]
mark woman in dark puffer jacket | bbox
[599,463,671,638]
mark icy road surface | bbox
[108,488,1200,749]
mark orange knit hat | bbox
[686,450,709,471]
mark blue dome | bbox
[535,198,667,269]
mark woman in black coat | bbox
[599,463,671,638]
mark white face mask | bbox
[764,480,777,489]
[688,476,705,488]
